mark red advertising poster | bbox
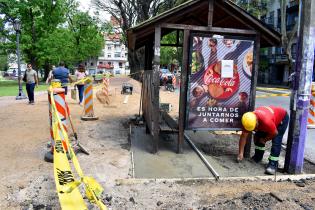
[186,34,254,130]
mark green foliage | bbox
[0,0,104,73]
[160,31,183,67]
[0,80,48,97]
[0,54,8,71]
[67,12,104,63]
[230,0,268,18]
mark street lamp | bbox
[13,18,27,100]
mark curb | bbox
[256,93,290,98]
[256,87,291,95]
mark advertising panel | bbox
[186,34,255,130]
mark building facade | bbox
[96,33,129,75]
[259,0,299,85]
[84,16,129,76]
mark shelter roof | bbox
[127,0,281,49]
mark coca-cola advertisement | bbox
[186,34,254,130]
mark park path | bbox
[0,78,315,209]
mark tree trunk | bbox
[43,61,50,82]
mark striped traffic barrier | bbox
[48,86,107,209]
[103,77,111,105]
[307,82,315,129]
[103,77,109,95]
[45,80,70,162]
[172,75,177,89]
[81,78,98,121]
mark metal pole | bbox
[284,0,315,174]
[15,30,27,100]
[184,133,220,180]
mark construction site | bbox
[0,76,314,209]
[1,0,315,209]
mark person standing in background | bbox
[46,65,55,84]
[49,61,72,94]
[25,63,38,104]
[75,64,88,105]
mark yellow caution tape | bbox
[71,77,92,86]
[49,86,107,210]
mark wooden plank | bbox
[244,34,260,158]
[178,29,190,154]
[207,0,214,27]
[152,25,161,154]
[161,111,178,130]
[160,23,256,36]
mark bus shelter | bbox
[127,0,281,157]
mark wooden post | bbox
[285,0,315,174]
[152,25,161,153]
[145,41,153,70]
[178,29,190,153]
[244,34,260,158]
[207,0,214,27]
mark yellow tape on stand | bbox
[49,87,107,210]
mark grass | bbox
[0,79,48,97]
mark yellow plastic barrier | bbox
[49,86,107,210]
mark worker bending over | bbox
[238,106,289,175]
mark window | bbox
[114,52,120,58]
[108,62,111,65]
[90,62,94,66]
[99,61,103,65]
[291,44,297,59]
[108,46,111,50]
[119,62,123,68]
[107,54,111,58]
[268,11,274,28]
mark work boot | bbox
[265,161,278,175]
[251,150,264,163]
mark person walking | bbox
[46,65,55,84]
[237,106,289,175]
[49,61,72,94]
[25,63,38,104]
[75,64,88,105]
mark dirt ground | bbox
[1,77,315,210]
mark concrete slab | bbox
[131,126,212,179]
[186,130,315,176]
[131,126,315,179]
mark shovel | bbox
[66,104,90,155]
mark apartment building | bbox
[96,16,128,75]
[259,0,299,85]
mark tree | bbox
[0,0,105,80]
[231,0,268,19]
[160,30,183,68]
[92,0,188,73]
[280,0,298,74]
[67,11,104,63]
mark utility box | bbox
[121,83,133,95]
[160,103,172,113]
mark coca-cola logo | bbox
[204,75,236,87]
[203,62,240,100]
